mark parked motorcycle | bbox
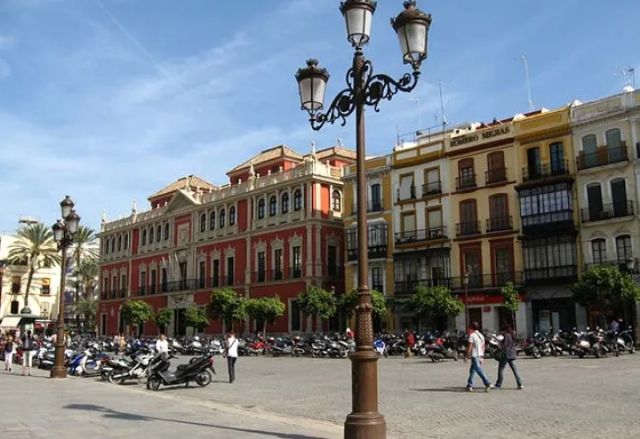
[146,353,215,390]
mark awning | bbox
[0,316,23,329]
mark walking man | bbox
[464,321,492,392]
[155,334,169,356]
[225,331,238,383]
[21,330,34,376]
[495,325,523,390]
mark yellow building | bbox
[446,119,525,334]
[343,154,394,330]
[513,107,580,334]
[391,128,452,330]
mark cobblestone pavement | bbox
[2,354,639,438]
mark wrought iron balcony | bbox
[395,226,448,244]
[522,160,569,182]
[351,200,384,215]
[585,258,639,274]
[451,272,524,290]
[581,201,634,223]
[253,271,267,283]
[422,181,442,196]
[394,277,452,295]
[272,269,284,281]
[347,245,388,261]
[456,174,476,190]
[396,185,417,202]
[524,265,577,285]
[486,167,507,185]
[577,144,628,170]
[456,221,481,236]
[486,215,513,232]
[289,266,302,279]
[521,210,573,230]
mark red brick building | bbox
[97,145,355,336]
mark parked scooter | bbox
[146,353,215,390]
[108,352,155,384]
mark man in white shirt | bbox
[464,321,492,392]
[225,331,238,383]
[155,334,169,356]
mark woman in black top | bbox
[495,325,523,389]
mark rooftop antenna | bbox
[439,82,448,131]
[521,55,534,112]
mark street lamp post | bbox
[463,268,470,331]
[295,2,431,438]
[50,195,81,379]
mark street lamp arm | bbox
[309,85,356,131]
[364,70,420,112]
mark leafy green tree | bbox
[572,266,640,321]
[407,285,463,331]
[297,286,336,332]
[340,289,387,320]
[245,297,285,338]
[120,300,153,335]
[70,226,98,328]
[500,282,520,332]
[8,223,60,313]
[185,306,209,334]
[209,288,245,334]
[153,308,173,334]
[71,297,98,333]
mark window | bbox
[41,278,50,295]
[606,128,622,148]
[105,239,110,254]
[124,234,129,249]
[399,174,415,200]
[149,227,154,244]
[150,269,157,294]
[459,200,478,235]
[290,299,301,332]
[462,247,482,287]
[401,212,416,240]
[198,261,206,289]
[209,211,216,230]
[427,208,443,237]
[292,246,302,277]
[200,213,206,233]
[488,194,510,231]
[229,206,236,226]
[141,229,147,246]
[526,147,541,179]
[161,269,167,292]
[549,142,565,174]
[586,183,603,222]
[139,271,146,295]
[424,168,441,194]
[274,249,283,280]
[258,199,265,219]
[257,252,266,282]
[121,275,127,296]
[226,257,234,285]
[581,135,597,168]
[117,236,122,252]
[294,189,303,211]
[592,239,607,264]
[458,158,475,188]
[212,260,220,288]
[269,196,277,216]
[332,190,342,211]
[328,245,337,276]
[519,183,573,226]
[523,235,577,271]
[371,267,383,292]
[370,183,382,210]
[281,193,289,214]
[111,237,116,252]
[611,178,629,217]
[219,209,225,228]
[164,223,170,241]
[487,151,505,183]
[10,300,19,314]
[616,235,632,261]
[156,225,162,243]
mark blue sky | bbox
[0,0,638,233]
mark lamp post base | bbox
[50,365,67,379]
[344,412,386,439]
[344,350,386,439]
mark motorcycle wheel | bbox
[594,347,602,359]
[108,370,126,385]
[196,370,212,387]
[531,347,542,359]
[147,376,161,391]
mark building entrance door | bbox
[468,308,482,330]
[173,308,186,337]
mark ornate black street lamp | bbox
[295,2,431,438]
[50,195,80,379]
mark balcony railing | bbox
[456,221,480,236]
[451,272,524,290]
[456,174,476,190]
[351,200,384,215]
[253,271,267,283]
[272,269,284,281]
[486,167,507,185]
[486,215,513,232]
[522,160,569,182]
[521,210,573,229]
[395,226,448,244]
[210,276,220,288]
[119,289,127,298]
[577,144,628,170]
[422,181,442,196]
[290,266,302,279]
[585,258,639,274]
[395,277,452,295]
[581,201,634,222]
[347,245,388,261]
[524,265,577,285]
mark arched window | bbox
[117,236,122,252]
[332,190,342,211]
[164,223,170,241]
[229,206,236,225]
[105,239,109,254]
[219,209,226,228]
[149,227,154,244]
[157,225,162,242]
[200,213,206,233]
[258,199,265,219]
[592,238,607,264]
[605,128,622,148]
[281,193,289,214]
[616,235,632,261]
[111,237,116,251]
[124,234,129,250]
[142,229,147,246]
[269,196,277,216]
[294,189,302,211]
[209,211,216,230]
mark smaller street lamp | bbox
[463,265,471,331]
[50,196,81,379]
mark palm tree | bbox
[71,225,98,328]
[76,258,99,300]
[8,223,60,313]
[71,297,98,333]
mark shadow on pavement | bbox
[409,387,467,393]
[64,403,329,439]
